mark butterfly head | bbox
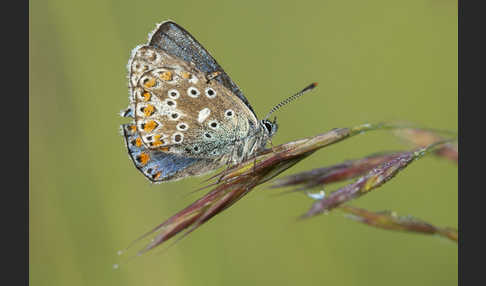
[261,117,278,138]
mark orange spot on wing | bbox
[129,125,137,133]
[135,137,142,147]
[142,120,158,132]
[142,92,151,101]
[181,72,191,79]
[153,172,162,180]
[159,146,170,152]
[137,153,150,166]
[143,77,156,88]
[150,135,164,147]
[142,105,155,117]
[160,71,173,81]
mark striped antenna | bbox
[264,82,318,120]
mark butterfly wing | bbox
[121,123,219,182]
[121,22,266,182]
[148,21,256,116]
[129,45,260,160]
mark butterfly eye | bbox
[168,89,180,99]
[187,87,200,98]
[262,120,274,134]
[205,88,217,98]
[264,122,272,132]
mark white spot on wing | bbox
[198,108,211,123]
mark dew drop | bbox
[113,264,120,270]
[306,190,326,200]
[117,250,123,256]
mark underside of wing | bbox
[121,123,220,182]
[128,46,259,160]
[147,20,256,116]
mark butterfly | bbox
[120,20,316,182]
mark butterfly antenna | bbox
[264,82,318,120]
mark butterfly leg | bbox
[269,138,274,149]
[251,155,258,174]
[215,151,235,184]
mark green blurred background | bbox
[30,0,457,285]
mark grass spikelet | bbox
[120,123,457,256]
[301,139,452,218]
[339,205,458,243]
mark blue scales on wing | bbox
[148,20,256,116]
[121,124,216,182]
